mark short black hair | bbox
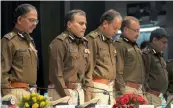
[150,28,169,42]
[100,9,122,25]
[140,41,149,49]
[121,16,139,32]
[64,9,86,28]
[13,4,37,23]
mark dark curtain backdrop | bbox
[1,1,106,94]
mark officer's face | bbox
[68,13,87,38]
[103,17,122,38]
[124,20,140,42]
[18,9,38,33]
[153,37,168,52]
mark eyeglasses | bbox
[159,39,168,45]
[127,27,140,33]
[23,16,39,24]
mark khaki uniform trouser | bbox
[146,92,162,107]
[48,84,84,105]
[10,88,30,103]
[115,86,148,103]
[115,85,144,97]
[92,82,115,105]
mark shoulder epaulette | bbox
[114,38,122,43]
[4,32,16,40]
[88,31,99,38]
[57,32,68,41]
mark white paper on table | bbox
[95,105,112,108]
[56,105,75,108]
[139,105,154,108]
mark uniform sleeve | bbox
[83,36,96,102]
[142,52,151,90]
[114,42,126,93]
[49,39,68,97]
[1,38,15,96]
[83,53,94,102]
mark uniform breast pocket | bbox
[83,53,89,65]
[83,53,89,59]
[16,48,31,66]
[70,52,78,66]
[153,59,163,70]
[99,50,110,64]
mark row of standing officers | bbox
[1,3,173,107]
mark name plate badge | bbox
[171,104,173,108]
[139,105,154,108]
[95,105,112,108]
[56,105,75,108]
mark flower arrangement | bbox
[113,93,147,108]
[18,93,51,108]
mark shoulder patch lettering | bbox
[4,32,16,40]
[88,31,98,38]
[57,33,68,41]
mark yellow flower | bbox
[32,96,37,103]
[19,93,50,108]
[31,93,37,97]
[23,95,30,101]
[40,101,46,107]
[25,102,30,108]
[39,95,45,101]
[45,100,50,105]
[32,103,39,108]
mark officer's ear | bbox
[17,16,23,24]
[124,27,128,32]
[102,20,109,28]
[67,21,73,29]
[152,37,157,43]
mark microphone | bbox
[83,85,111,105]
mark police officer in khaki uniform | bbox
[1,4,38,101]
[142,28,169,107]
[166,59,173,103]
[114,16,146,98]
[86,9,122,105]
[48,9,93,105]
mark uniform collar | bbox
[13,27,33,43]
[96,27,113,43]
[148,44,163,57]
[120,34,137,46]
[65,30,87,45]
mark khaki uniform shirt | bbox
[86,28,117,80]
[142,45,168,93]
[167,59,173,93]
[1,28,38,96]
[49,30,93,99]
[114,36,145,89]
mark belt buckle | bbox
[29,84,37,93]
